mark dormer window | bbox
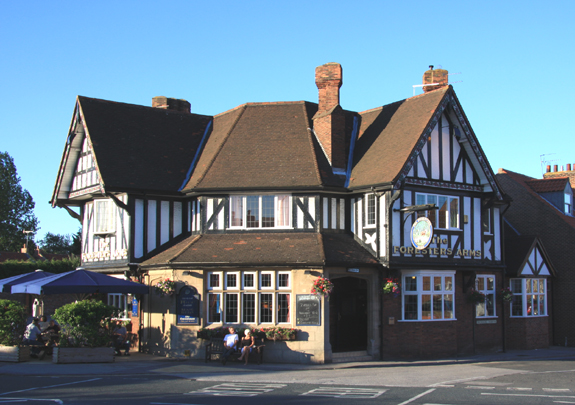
[229,195,291,229]
[565,189,573,215]
[94,199,116,234]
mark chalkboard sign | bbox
[176,286,200,325]
[296,294,321,326]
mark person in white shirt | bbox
[221,327,238,365]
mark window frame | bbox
[401,270,456,321]
[365,193,376,228]
[225,271,240,290]
[228,194,292,229]
[207,292,222,324]
[94,199,116,234]
[475,275,497,318]
[276,292,291,323]
[260,271,274,290]
[277,271,291,290]
[510,278,547,317]
[107,293,129,319]
[415,193,460,230]
[242,271,257,290]
[208,272,223,290]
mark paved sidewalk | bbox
[0,346,574,377]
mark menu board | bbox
[296,294,321,326]
[176,286,200,325]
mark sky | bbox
[1,1,574,242]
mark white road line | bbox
[507,387,533,391]
[545,388,573,392]
[186,382,286,397]
[398,388,436,405]
[465,386,495,390]
[482,393,575,398]
[0,399,63,404]
[301,387,386,399]
[0,378,101,396]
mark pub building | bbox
[51,63,521,363]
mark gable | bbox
[520,245,551,276]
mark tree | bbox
[0,152,39,252]
[38,229,81,256]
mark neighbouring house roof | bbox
[140,232,380,268]
[526,177,570,193]
[504,230,556,277]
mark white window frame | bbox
[208,272,222,290]
[510,278,547,317]
[242,292,257,324]
[415,193,459,229]
[94,199,116,234]
[242,271,257,290]
[225,272,240,290]
[482,207,492,234]
[475,275,497,318]
[224,292,239,324]
[207,292,222,324]
[259,292,275,324]
[260,271,274,290]
[228,194,292,229]
[277,271,291,289]
[365,193,376,228]
[402,270,456,321]
[107,293,128,319]
[276,292,291,323]
[565,189,573,215]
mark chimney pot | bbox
[546,165,551,173]
[152,96,191,113]
[567,164,572,171]
[423,66,449,92]
[315,62,342,112]
[554,165,558,172]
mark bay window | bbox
[403,271,455,321]
[229,195,291,229]
[207,270,291,325]
[510,278,547,317]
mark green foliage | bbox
[38,230,81,256]
[0,299,27,346]
[52,300,119,348]
[0,256,80,279]
[0,152,39,251]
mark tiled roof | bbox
[526,177,569,193]
[350,87,449,188]
[504,234,538,276]
[141,232,380,267]
[78,96,212,193]
[182,102,354,191]
[0,252,32,263]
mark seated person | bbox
[238,329,255,365]
[112,321,130,356]
[221,327,238,365]
[38,315,50,332]
[23,318,44,357]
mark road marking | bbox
[398,388,436,405]
[0,378,101,396]
[301,387,386,399]
[0,399,63,404]
[545,388,572,392]
[482,393,575,398]
[185,383,286,397]
[465,386,495,390]
[507,387,532,391]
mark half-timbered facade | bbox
[51,64,512,362]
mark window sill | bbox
[398,318,458,322]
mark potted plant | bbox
[500,287,513,302]
[0,299,29,362]
[154,278,177,296]
[383,278,401,297]
[311,277,334,299]
[467,288,486,305]
[51,299,119,363]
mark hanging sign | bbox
[410,217,433,250]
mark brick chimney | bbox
[313,63,346,169]
[423,65,449,92]
[152,96,191,113]
[544,161,575,188]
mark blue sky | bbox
[1,1,574,242]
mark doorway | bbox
[329,277,368,353]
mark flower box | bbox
[0,345,30,362]
[52,347,115,364]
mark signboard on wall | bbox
[176,286,200,325]
[131,297,138,317]
[296,294,321,326]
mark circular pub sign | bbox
[410,217,433,250]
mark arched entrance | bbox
[329,277,368,353]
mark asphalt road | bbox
[0,358,574,404]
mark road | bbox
[0,358,573,404]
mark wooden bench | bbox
[205,338,265,365]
